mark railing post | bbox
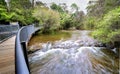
[21,41,30,73]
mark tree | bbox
[0,0,35,25]
[92,7,120,43]
[60,13,73,30]
[9,0,34,25]
[10,0,32,10]
[84,17,97,30]
[59,3,68,13]
[71,11,85,29]
[87,0,105,17]
[4,0,10,11]
[85,0,120,30]
[87,0,120,18]
[33,7,60,33]
[50,3,64,13]
[75,11,85,29]
[71,3,79,13]
[0,0,13,24]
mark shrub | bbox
[92,7,120,43]
[60,13,73,30]
[33,8,60,34]
[84,17,98,30]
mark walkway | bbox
[0,36,16,74]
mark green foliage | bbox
[86,0,120,44]
[10,0,32,9]
[33,7,60,34]
[71,3,79,12]
[0,0,34,25]
[0,7,14,23]
[87,0,120,18]
[10,0,33,25]
[50,3,76,30]
[0,0,6,7]
[92,7,120,43]
[84,17,98,30]
[0,1,10,23]
[60,13,73,30]
[50,3,64,12]
[72,11,85,29]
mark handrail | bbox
[15,25,40,74]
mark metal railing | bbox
[15,25,40,74]
[0,24,19,43]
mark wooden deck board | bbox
[0,36,16,74]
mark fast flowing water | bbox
[29,30,119,74]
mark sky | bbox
[35,0,89,14]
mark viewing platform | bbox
[0,36,16,74]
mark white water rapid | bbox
[29,30,119,74]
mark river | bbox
[28,30,119,74]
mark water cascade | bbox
[29,31,119,74]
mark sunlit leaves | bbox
[33,7,60,33]
[92,7,120,43]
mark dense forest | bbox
[0,0,120,46]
